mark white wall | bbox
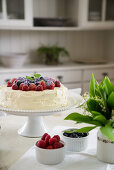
[0,30,106,64]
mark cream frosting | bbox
[0,84,68,110]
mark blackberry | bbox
[16,81,22,87]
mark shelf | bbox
[0,25,114,31]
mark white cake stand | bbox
[0,92,83,137]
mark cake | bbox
[0,74,68,110]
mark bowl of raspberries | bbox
[62,128,89,152]
[35,133,65,165]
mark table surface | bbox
[0,108,86,170]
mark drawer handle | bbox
[102,72,108,77]
[57,76,63,82]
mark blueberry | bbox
[63,132,69,137]
[35,82,39,86]
[72,133,78,138]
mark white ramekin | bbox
[62,129,89,152]
[35,140,65,165]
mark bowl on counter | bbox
[62,128,89,152]
[0,52,28,68]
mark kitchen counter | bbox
[0,108,85,170]
[0,62,113,72]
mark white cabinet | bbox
[0,0,33,26]
[78,0,114,28]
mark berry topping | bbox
[40,81,46,90]
[55,81,61,87]
[22,84,29,91]
[29,83,36,91]
[11,78,17,84]
[37,140,46,149]
[49,138,57,145]
[41,133,48,140]
[36,85,43,91]
[12,84,18,90]
[46,145,53,149]
[7,81,12,87]
[45,135,51,145]
[47,82,55,90]
[19,83,24,90]
[53,135,60,142]
[10,74,61,91]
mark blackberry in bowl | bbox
[62,128,89,152]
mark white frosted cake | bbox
[0,74,68,110]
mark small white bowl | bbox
[62,129,89,152]
[35,140,65,165]
[0,52,28,68]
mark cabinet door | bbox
[83,67,114,81]
[0,0,33,26]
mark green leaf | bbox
[33,74,41,78]
[93,115,107,124]
[64,113,102,126]
[104,77,113,96]
[26,76,33,80]
[100,124,114,142]
[76,126,97,133]
[89,74,95,97]
[64,126,97,133]
[87,98,104,114]
[91,111,103,117]
[108,92,114,109]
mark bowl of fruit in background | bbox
[35,133,66,165]
[62,129,89,152]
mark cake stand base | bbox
[18,116,46,137]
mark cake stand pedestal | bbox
[0,91,83,137]
[18,116,46,137]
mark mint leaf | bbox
[89,74,95,97]
[100,124,114,142]
[33,74,41,78]
[26,76,33,80]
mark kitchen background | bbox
[0,0,114,94]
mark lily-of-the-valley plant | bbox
[65,74,114,142]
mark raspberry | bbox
[22,84,29,91]
[48,82,55,90]
[36,85,43,91]
[46,145,53,149]
[54,142,63,149]
[41,133,48,140]
[19,83,24,90]
[45,135,51,145]
[53,135,60,142]
[37,140,46,148]
[11,78,17,84]
[29,83,36,91]
[40,81,46,90]
[49,138,57,145]
[7,81,12,87]
[55,81,61,87]
[12,84,18,90]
